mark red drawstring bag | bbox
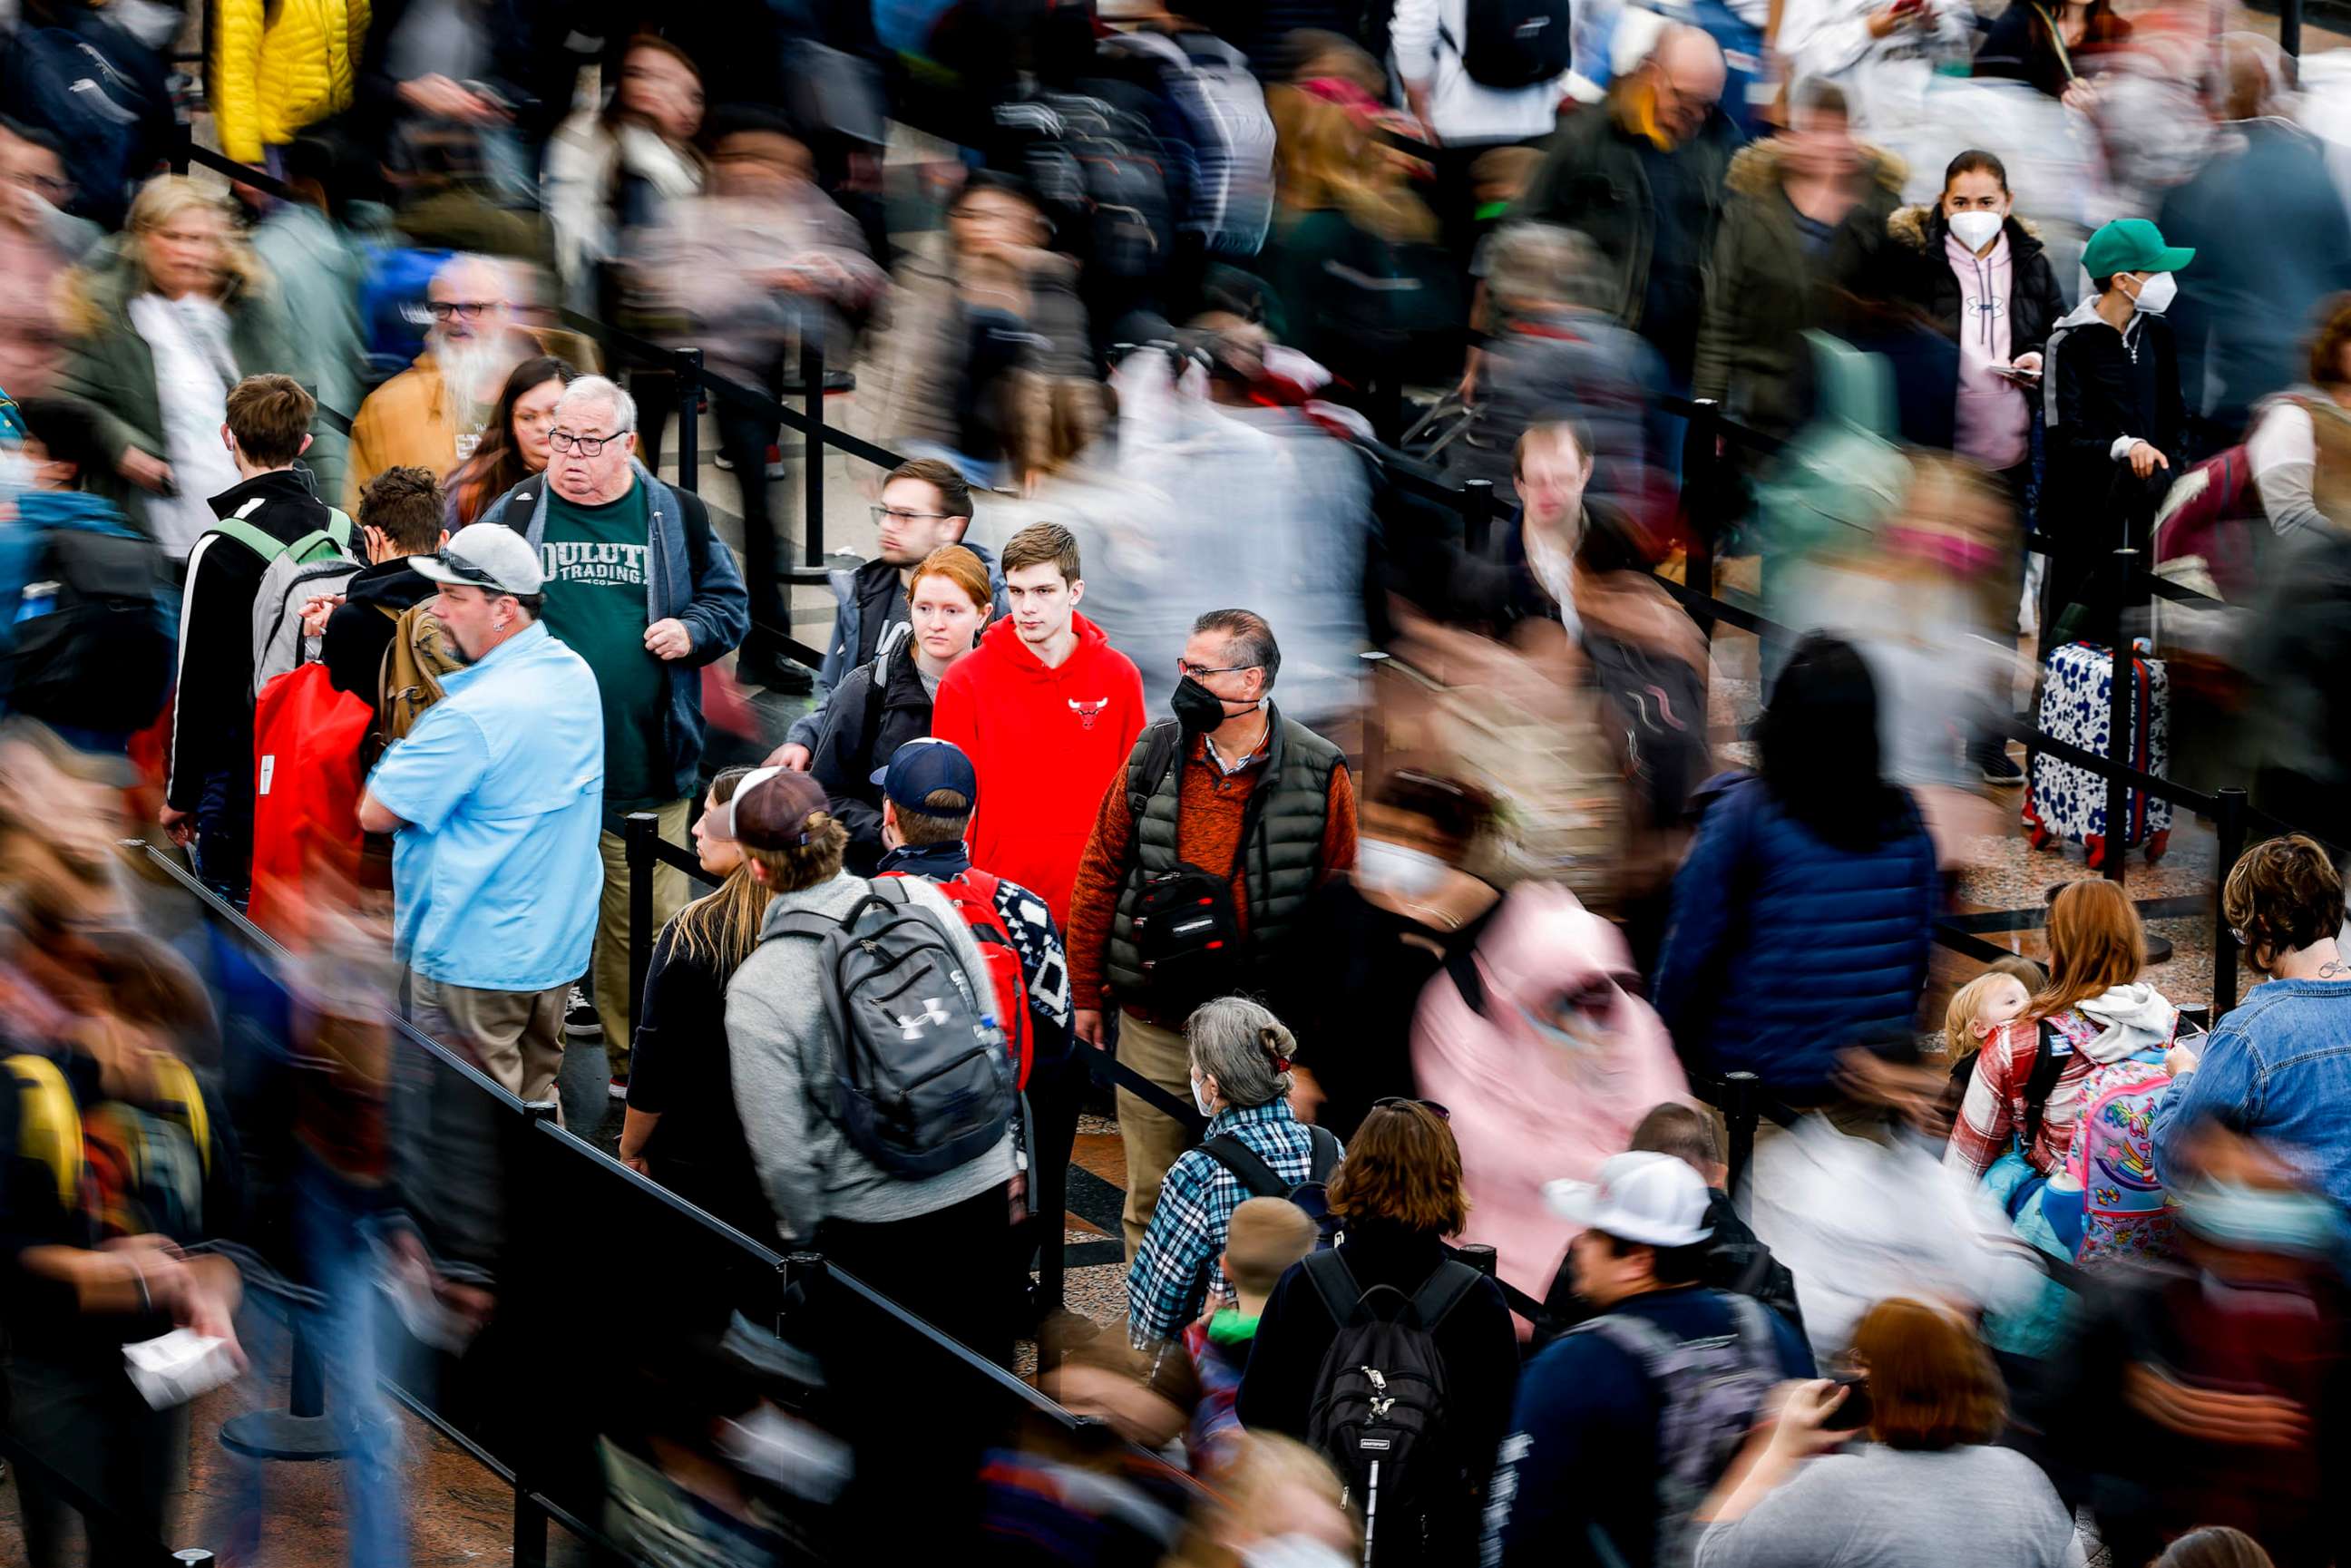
[249,663,375,943]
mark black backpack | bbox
[1203,1124,1344,1244]
[1002,90,1175,283]
[1304,1251,1483,1566]
[1443,0,1575,89]
[765,879,1016,1180]
[5,524,175,735]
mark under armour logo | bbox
[895,998,950,1040]
[1967,295,2006,321]
[1068,698,1108,729]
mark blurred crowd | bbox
[9,0,2351,1563]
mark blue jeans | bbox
[193,765,253,907]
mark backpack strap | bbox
[1722,1292,1774,1366]
[1201,1133,1290,1199]
[1408,1258,1485,1332]
[207,518,286,562]
[322,507,354,550]
[1306,1124,1341,1183]
[1302,1246,1366,1327]
[6,1053,83,1208]
[2019,1018,2070,1153]
[1127,719,1185,821]
[145,1054,211,1178]
[279,528,344,564]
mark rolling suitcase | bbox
[2022,640,2171,869]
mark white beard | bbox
[430,329,521,435]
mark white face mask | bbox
[1192,1072,1216,1117]
[2132,271,2178,316]
[1240,1538,1355,1568]
[1354,839,1450,901]
[1946,209,2004,252]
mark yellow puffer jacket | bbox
[208,0,372,165]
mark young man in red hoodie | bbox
[930,521,1146,930]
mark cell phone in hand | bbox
[1991,365,2042,385]
[1824,1374,1874,1432]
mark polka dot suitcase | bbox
[2021,641,2171,870]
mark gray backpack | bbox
[1574,1294,1780,1567]
[210,509,359,699]
[767,879,1014,1180]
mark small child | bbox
[1945,969,2036,1064]
[1180,1197,1318,1467]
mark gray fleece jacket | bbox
[726,871,1018,1243]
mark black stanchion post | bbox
[801,336,827,569]
[625,812,658,1038]
[1723,1070,1760,1197]
[512,1485,548,1568]
[171,122,192,176]
[2213,785,2249,1016]
[1463,478,1495,558]
[674,347,701,493]
[2102,546,2138,886]
[2283,0,2303,56]
[1686,399,1721,616]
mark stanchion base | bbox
[2143,932,2174,965]
[219,1410,344,1462]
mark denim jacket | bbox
[482,462,749,801]
[2151,979,2351,1208]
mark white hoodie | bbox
[2074,982,2180,1064]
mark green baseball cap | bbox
[2082,218,2196,280]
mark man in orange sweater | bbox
[1067,609,1358,1255]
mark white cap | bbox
[1544,1151,1713,1248]
[409,521,546,598]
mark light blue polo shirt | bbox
[366,620,605,991]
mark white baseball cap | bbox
[409,521,546,598]
[1544,1151,1713,1248]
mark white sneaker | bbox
[565,984,600,1039]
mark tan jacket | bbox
[342,326,599,511]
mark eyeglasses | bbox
[2229,927,2249,946]
[548,428,621,456]
[426,300,500,320]
[1373,1096,1450,1121]
[1177,657,1261,679]
[429,550,507,590]
[870,505,958,525]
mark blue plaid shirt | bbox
[1125,1100,1335,1347]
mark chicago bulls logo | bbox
[1068,698,1108,730]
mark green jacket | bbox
[1518,85,1745,336]
[1693,138,1907,442]
[54,237,310,534]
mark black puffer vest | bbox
[1105,707,1344,1001]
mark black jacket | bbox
[2044,302,2185,549]
[168,472,337,810]
[1237,1221,1521,1555]
[321,556,439,702]
[626,917,771,1238]
[808,635,934,876]
[1886,205,2069,370]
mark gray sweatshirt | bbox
[726,871,1018,1244]
[1693,1444,2087,1568]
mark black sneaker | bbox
[565,983,600,1038]
[1975,748,2024,786]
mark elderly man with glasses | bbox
[342,252,592,510]
[477,374,749,1097]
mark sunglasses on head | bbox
[1373,1096,1450,1121]
[431,550,506,589]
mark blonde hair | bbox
[123,175,267,301]
[1944,972,2022,1060]
[1221,1197,1319,1299]
[667,768,769,973]
[1269,84,1437,246]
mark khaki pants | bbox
[594,797,691,1077]
[1116,1011,1194,1259]
[408,970,570,1109]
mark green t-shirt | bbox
[539,485,668,809]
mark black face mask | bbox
[1171,674,1235,734]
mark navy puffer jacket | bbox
[1651,774,1939,1097]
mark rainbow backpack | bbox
[2063,1047,2176,1267]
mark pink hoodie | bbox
[1410,885,1690,1316]
[1946,226,2031,471]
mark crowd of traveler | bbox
[8,0,2351,1563]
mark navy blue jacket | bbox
[1650,774,1938,1096]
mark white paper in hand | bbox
[122,1329,238,1409]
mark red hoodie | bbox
[930,612,1147,927]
